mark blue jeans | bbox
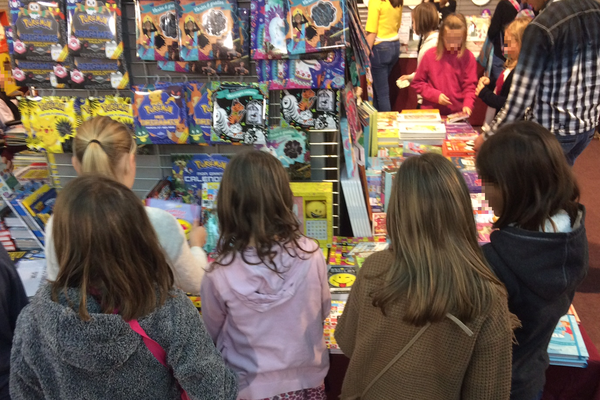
[371,41,400,112]
[491,54,505,82]
[555,128,595,166]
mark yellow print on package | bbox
[29,97,79,153]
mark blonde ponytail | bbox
[74,117,136,181]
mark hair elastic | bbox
[89,139,102,146]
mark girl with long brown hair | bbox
[44,116,208,294]
[200,150,331,400]
[335,153,514,399]
[10,176,237,400]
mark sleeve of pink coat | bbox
[412,50,443,105]
[461,53,479,111]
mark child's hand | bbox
[189,221,207,248]
[479,76,490,86]
[462,107,472,116]
[439,94,453,106]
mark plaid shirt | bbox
[489,0,600,136]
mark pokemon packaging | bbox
[136,0,181,61]
[280,89,339,130]
[81,95,134,131]
[9,0,69,61]
[286,0,346,55]
[12,59,69,88]
[27,96,79,153]
[185,82,211,145]
[133,83,189,145]
[179,0,240,61]
[171,153,230,204]
[67,0,124,59]
[210,82,268,145]
[69,57,128,88]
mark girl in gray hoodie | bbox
[10,175,237,400]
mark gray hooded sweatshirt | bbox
[10,284,238,400]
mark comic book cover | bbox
[133,83,189,144]
[12,59,69,88]
[67,0,124,59]
[179,0,239,61]
[185,82,211,145]
[280,89,339,130]
[255,127,311,180]
[69,57,128,88]
[9,0,69,61]
[210,82,268,145]
[136,0,180,61]
[286,0,345,55]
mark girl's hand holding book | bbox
[462,107,472,116]
[189,222,207,248]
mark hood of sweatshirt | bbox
[483,205,588,302]
[29,284,140,373]
[217,237,320,313]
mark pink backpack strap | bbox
[127,320,168,367]
[127,320,191,400]
[507,0,521,12]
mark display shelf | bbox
[44,0,342,233]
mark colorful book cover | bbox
[136,0,180,61]
[462,170,482,193]
[548,315,589,360]
[340,117,356,178]
[251,0,289,59]
[397,112,441,122]
[9,0,69,62]
[402,141,443,157]
[179,0,240,61]
[281,89,339,130]
[210,82,268,145]
[372,212,386,236]
[133,83,189,145]
[324,299,346,350]
[255,127,311,180]
[171,153,230,204]
[328,265,356,291]
[450,156,476,171]
[67,0,124,59]
[290,182,333,246]
[443,140,476,157]
[286,0,346,55]
[185,82,211,145]
[145,198,199,238]
[446,111,470,123]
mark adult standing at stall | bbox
[365,0,403,112]
[476,0,600,166]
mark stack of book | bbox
[376,112,401,149]
[547,314,589,368]
[341,167,372,238]
[398,110,446,145]
[445,122,478,141]
[324,297,347,354]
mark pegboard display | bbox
[44,0,341,233]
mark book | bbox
[446,111,470,123]
[397,112,441,123]
[548,314,589,368]
[145,199,200,238]
[328,265,357,292]
[445,122,478,141]
[372,212,387,236]
[324,298,347,353]
[15,258,46,297]
[568,304,581,324]
[255,127,311,180]
[402,141,443,157]
[443,140,476,157]
[450,156,476,171]
[171,154,230,204]
[290,182,334,246]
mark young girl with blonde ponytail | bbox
[45,116,208,294]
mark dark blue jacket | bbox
[0,247,28,400]
[482,205,588,400]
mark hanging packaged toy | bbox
[69,57,128,88]
[12,59,69,88]
[286,0,345,55]
[255,127,311,180]
[185,82,211,145]
[133,83,189,145]
[210,82,268,145]
[251,0,288,60]
[280,88,339,130]
[88,95,134,131]
[67,0,124,59]
[179,0,239,61]
[17,96,37,149]
[28,96,79,153]
[9,0,69,61]
[136,0,180,61]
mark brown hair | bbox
[74,116,136,181]
[476,121,580,231]
[504,17,532,69]
[437,13,467,60]
[413,2,439,36]
[372,153,505,326]
[386,0,403,8]
[213,150,317,272]
[51,175,174,321]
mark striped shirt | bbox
[489,0,600,137]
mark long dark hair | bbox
[371,153,505,326]
[51,175,174,321]
[212,150,317,272]
[476,121,580,231]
